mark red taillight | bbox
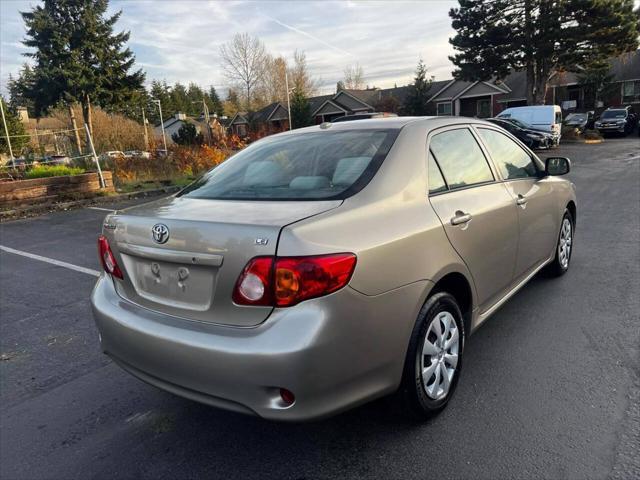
[98,235,123,279]
[232,253,356,307]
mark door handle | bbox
[516,194,528,206]
[451,211,472,226]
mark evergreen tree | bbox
[21,0,145,133]
[207,86,224,116]
[0,97,29,157]
[403,60,433,116]
[171,83,190,115]
[7,64,36,115]
[171,122,203,146]
[449,0,639,104]
[224,89,241,117]
[290,89,312,129]
[148,80,173,124]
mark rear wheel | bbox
[546,209,574,277]
[398,292,465,420]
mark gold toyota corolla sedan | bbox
[91,117,576,421]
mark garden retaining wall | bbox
[0,172,115,208]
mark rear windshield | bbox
[178,129,399,200]
[566,113,586,121]
[601,110,626,119]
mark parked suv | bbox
[595,106,637,136]
[92,118,576,421]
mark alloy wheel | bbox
[558,217,572,269]
[420,311,459,400]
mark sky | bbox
[0,0,460,97]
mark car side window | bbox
[428,151,447,194]
[477,128,538,180]
[429,129,494,190]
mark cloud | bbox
[1,0,459,97]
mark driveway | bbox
[1,137,639,480]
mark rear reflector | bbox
[279,388,295,406]
[233,253,356,307]
[98,235,123,279]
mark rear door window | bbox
[477,128,539,179]
[179,129,399,200]
[429,129,494,189]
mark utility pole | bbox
[0,99,16,168]
[285,70,292,130]
[194,99,213,144]
[141,106,149,150]
[84,123,105,188]
[153,99,168,154]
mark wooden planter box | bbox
[0,171,115,208]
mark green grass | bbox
[25,165,86,179]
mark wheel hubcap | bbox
[420,311,459,400]
[558,218,572,269]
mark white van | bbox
[497,105,563,145]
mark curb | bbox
[0,186,180,222]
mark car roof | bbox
[271,116,499,137]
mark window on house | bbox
[622,80,640,103]
[477,99,491,118]
[437,103,452,116]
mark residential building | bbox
[228,102,290,137]
[223,50,639,137]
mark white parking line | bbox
[0,245,100,277]
[87,207,115,212]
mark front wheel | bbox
[545,209,574,277]
[398,292,465,420]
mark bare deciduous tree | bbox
[220,33,268,109]
[290,50,318,97]
[261,55,288,104]
[343,63,365,90]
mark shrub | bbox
[109,144,229,184]
[583,129,603,141]
[25,165,86,179]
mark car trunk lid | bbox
[105,196,341,327]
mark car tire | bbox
[545,209,574,277]
[398,292,465,420]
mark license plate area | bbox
[121,254,216,311]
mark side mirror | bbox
[545,157,571,176]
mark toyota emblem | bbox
[152,223,169,244]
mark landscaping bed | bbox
[0,171,115,208]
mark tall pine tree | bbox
[207,87,224,117]
[403,60,433,116]
[449,0,639,104]
[21,0,144,145]
[290,89,312,129]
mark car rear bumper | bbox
[91,275,429,421]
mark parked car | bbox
[332,112,398,122]
[497,105,563,145]
[92,117,576,421]
[124,150,151,159]
[563,111,595,132]
[99,151,125,161]
[594,106,638,136]
[487,118,552,149]
[44,154,72,166]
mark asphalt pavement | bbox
[1,137,639,480]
